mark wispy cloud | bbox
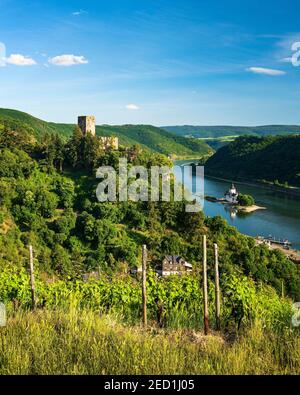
[5,54,37,66]
[126,104,140,110]
[246,67,286,76]
[277,33,300,50]
[48,54,89,66]
[72,10,87,16]
[279,57,293,63]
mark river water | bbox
[173,160,300,250]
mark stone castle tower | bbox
[77,115,119,151]
[78,115,96,136]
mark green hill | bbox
[95,124,212,158]
[0,108,74,139]
[0,108,212,159]
[163,125,300,138]
[205,135,300,187]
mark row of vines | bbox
[0,264,294,331]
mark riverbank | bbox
[172,155,211,161]
[204,196,266,213]
[174,162,300,252]
[205,174,300,199]
[237,205,266,213]
[255,238,300,264]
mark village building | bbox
[130,266,143,275]
[156,256,192,277]
[224,183,239,204]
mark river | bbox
[174,160,300,251]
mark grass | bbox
[0,306,299,375]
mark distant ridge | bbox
[162,125,300,138]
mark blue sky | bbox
[0,0,300,125]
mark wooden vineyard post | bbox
[142,244,147,327]
[281,280,285,298]
[214,243,221,331]
[29,245,36,310]
[202,235,209,335]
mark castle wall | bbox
[99,136,119,150]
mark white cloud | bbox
[125,104,140,110]
[72,10,87,16]
[5,54,37,66]
[48,54,89,66]
[279,57,293,63]
[246,67,286,76]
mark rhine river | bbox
[174,160,300,251]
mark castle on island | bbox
[78,115,119,151]
[224,183,239,204]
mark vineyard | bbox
[0,264,295,331]
[0,265,299,374]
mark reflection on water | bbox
[174,160,300,250]
[224,204,238,219]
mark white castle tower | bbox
[225,183,238,204]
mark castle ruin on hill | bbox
[77,115,118,151]
[78,115,96,136]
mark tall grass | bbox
[0,307,299,375]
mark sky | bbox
[0,0,300,126]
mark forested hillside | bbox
[0,108,74,138]
[96,124,212,158]
[0,121,299,300]
[163,125,300,138]
[0,108,212,159]
[205,135,300,187]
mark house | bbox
[156,256,192,277]
[224,183,239,204]
[131,266,142,275]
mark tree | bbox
[55,177,75,209]
[82,134,102,172]
[179,209,205,240]
[161,232,186,256]
[0,121,34,151]
[51,244,73,276]
[237,194,255,207]
[65,126,84,168]
[0,148,36,178]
